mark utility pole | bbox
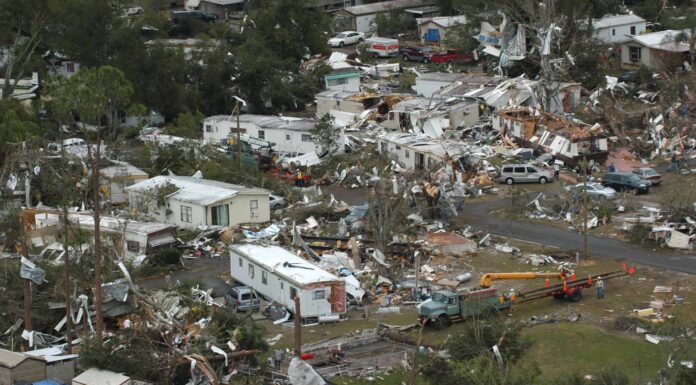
[236,99,242,169]
[62,207,73,351]
[293,296,301,357]
[580,157,589,260]
[20,214,32,333]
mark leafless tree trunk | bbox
[2,21,42,98]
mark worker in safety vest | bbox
[596,276,605,299]
[296,170,303,187]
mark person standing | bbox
[553,163,560,181]
[596,276,605,299]
[669,153,678,172]
[608,162,616,173]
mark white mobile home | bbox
[378,132,466,171]
[230,244,346,322]
[126,175,270,230]
[592,14,646,45]
[203,114,345,156]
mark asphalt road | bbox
[458,197,696,274]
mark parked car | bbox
[632,167,662,186]
[497,164,553,185]
[601,172,650,194]
[328,31,365,47]
[224,286,260,312]
[269,194,286,210]
[565,182,617,200]
[400,46,434,63]
[171,10,217,23]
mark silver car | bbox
[565,182,617,200]
[498,164,553,185]
[225,286,260,312]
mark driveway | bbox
[458,197,696,274]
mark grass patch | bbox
[519,322,668,384]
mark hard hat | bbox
[597,276,602,279]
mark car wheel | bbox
[358,38,364,43]
[272,204,280,210]
[630,188,638,195]
[539,177,547,184]
[424,57,430,64]
[506,178,514,185]
[599,195,607,201]
[436,315,449,330]
[338,41,344,47]
[403,54,409,61]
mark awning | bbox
[148,234,177,247]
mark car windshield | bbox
[335,33,347,38]
[628,175,643,182]
[431,293,448,303]
[642,169,658,176]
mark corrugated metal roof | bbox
[232,244,340,285]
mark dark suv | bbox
[601,172,650,194]
[400,46,434,63]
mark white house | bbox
[418,15,466,45]
[230,244,346,322]
[378,132,466,170]
[203,114,345,155]
[334,0,435,33]
[126,175,270,230]
[100,161,149,205]
[620,29,691,70]
[592,14,646,44]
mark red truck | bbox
[431,49,478,64]
[401,46,478,64]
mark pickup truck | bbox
[400,46,435,63]
[401,47,477,64]
[419,288,511,329]
[431,49,478,64]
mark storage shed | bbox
[0,348,46,385]
[229,244,346,323]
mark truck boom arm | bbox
[479,272,566,288]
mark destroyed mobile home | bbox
[5,2,696,385]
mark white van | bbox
[364,37,399,58]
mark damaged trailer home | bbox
[378,132,467,171]
[229,244,346,323]
[494,107,608,165]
